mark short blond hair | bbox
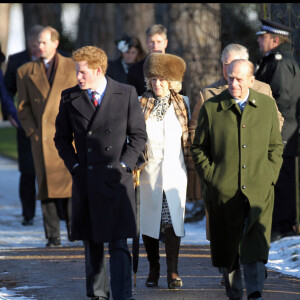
[42,26,59,42]
[72,46,108,74]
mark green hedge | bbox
[0,127,17,160]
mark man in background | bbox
[4,25,44,226]
[17,26,77,247]
[255,18,300,241]
[127,24,168,95]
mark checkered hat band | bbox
[262,25,289,36]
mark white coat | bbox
[140,97,190,239]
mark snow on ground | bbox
[0,155,299,299]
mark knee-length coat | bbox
[139,91,191,239]
[191,88,283,271]
[17,54,77,200]
[54,78,147,243]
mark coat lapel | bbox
[29,59,50,99]
[71,89,96,121]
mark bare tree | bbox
[0,3,11,60]
[76,3,155,59]
[166,3,221,109]
[22,3,63,41]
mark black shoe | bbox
[46,237,61,248]
[68,232,76,242]
[146,265,160,287]
[271,230,295,242]
[22,218,34,226]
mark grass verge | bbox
[0,126,17,160]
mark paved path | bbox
[1,244,300,299]
[0,154,299,299]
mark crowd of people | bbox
[0,17,299,300]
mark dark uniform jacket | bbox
[191,88,283,270]
[255,42,300,157]
[54,77,147,243]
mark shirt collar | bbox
[88,77,107,98]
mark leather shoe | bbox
[46,237,61,248]
[22,218,34,226]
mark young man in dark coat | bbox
[54,45,147,300]
[255,18,300,241]
[191,59,283,300]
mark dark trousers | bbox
[84,239,133,300]
[17,127,36,220]
[272,156,296,234]
[41,198,71,239]
[223,199,265,299]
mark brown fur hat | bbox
[143,53,186,82]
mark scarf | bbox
[139,89,191,162]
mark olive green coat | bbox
[191,88,283,270]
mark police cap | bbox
[256,18,292,36]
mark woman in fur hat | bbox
[139,52,191,289]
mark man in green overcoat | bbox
[191,59,283,300]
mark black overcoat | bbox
[54,77,147,243]
[255,42,300,156]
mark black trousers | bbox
[84,239,133,300]
[272,156,296,234]
[41,198,71,239]
[17,127,36,220]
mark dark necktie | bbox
[91,91,99,107]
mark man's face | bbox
[76,61,98,90]
[146,34,168,54]
[28,37,41,58]
[38,30,58,60]
[222,52,241,81]
[257,33,276,55]
[227,62,254,100]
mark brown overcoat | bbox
[17,53,77,200]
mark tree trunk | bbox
[76,3,155,60]
[166,3,221,110]
[22,3,63,42]
[0,3,11,60]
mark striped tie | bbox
[91,91,99,107]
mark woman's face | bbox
[122,46,139,64]
[151,77,169,97]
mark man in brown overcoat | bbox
[17,26,77,247]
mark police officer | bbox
[255,18,300,241]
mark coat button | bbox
[104,129,112,134]
[242,185,246,189]
[88,131,92,136]
[242,144,247,148]
[105,146,112,151]
[106,164,113,168]
[88,166,93,170]
[242,165,246,169]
